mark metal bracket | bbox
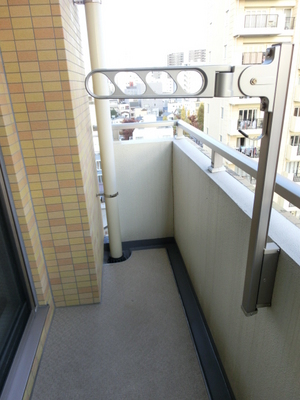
[238,47,278,111]
[85,44,281,112]
[256,243,280,309]
[96,192,119,199]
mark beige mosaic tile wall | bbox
[0,52,55,400]
[0,0,103,307]
[0,53,53,307]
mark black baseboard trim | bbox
[112,238,235,400]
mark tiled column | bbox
[0,0,103,307]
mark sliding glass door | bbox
[0,165,32,395]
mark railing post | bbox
[175,125,184,139]
[208,151,226,173]
[112,128,119,141]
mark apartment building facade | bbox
[204,0,300,216]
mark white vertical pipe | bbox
[84,0,123,259]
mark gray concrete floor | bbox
[31,249,208,400]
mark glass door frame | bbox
[0,148,49,400]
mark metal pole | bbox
[241,43,293,315]
[84,0,123,260]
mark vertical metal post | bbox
[175,126,184,139]
[84,0,123,260]
[208,151,225,173]
[241,43,293,315]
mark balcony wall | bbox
[172,139,300,400]
[290,116,300,132]
[294,86,300,102]
[233,13,291,37]
[115,137,300,399]
[285,144,300,161]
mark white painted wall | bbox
[173,138,300,400]
[114,140,174,241]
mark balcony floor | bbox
[31,248,209,400]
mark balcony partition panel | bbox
[114,140,174,242]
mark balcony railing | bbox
[294,174,300,183]
[237,119,263,130]
[111,119,300,210]
[236,146,260,158]
[244,14,278,28]
[285,17,295,29]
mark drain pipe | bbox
[79,0,124,261]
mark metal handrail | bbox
[111,119,300,210]
[294,174,300,183]
[112,121,175,130]
[237,118,264,129]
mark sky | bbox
[79,0,209,71]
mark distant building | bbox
[167,49,206,66]
[141,99,168,114]
[204,0,300,218]
[167,52,184,66]
[189,49,206,63]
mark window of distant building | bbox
[284,9,294,29]
[237,137,245,148]
[221,107,224,119]
[238,109,261,130]
[290,135,300,146]
[242,52,266,65]
[238,109,258,121]
[245,9,268,28]
[224,45,227,60]
[286,161,300,174]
